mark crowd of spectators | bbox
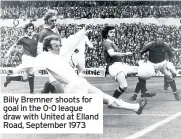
[1,1,181,19]
[1,23,181,68]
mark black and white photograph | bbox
[0,0,181,139]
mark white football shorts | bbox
[22,54,35,75]
[147,60,167,70]
[108,62,130,78]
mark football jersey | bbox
[16,34,39,57]
[103,39,122,66]
[140,40,173,63]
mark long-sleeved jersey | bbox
[140,40,174,63]
[13,34,39,57]
[103,39,122,66]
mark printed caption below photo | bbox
[0,94,103,134]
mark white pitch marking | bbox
[124,111,181,139]
[104,114,171,117]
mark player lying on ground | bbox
[130,28,180,101]
[4,23,39,94]
[8,33,148,115]
[102,25,155,99]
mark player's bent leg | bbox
[4,74,26,87]
[4,69,31,88]
[28,68,35,94]
[160,64,180,101]
[127,66,138,76]
[4,75,12,87]
[164,76,169,90]
[28,74,34,94]
[167,62,177,77]
[160,63,172,81]
[113,72,127,99]
[138,77,156,98]
[129,81,141,101]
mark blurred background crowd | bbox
[1,23,181,68]
[1,1,181,19]
[1,1,181,68]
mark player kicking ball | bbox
[8,28,148,115]
[4,23,39,94]
[102,25,155,99]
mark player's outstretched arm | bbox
[107,49,133,57]
[63,27,87,57]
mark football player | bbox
[130,28,180,101]
[4,22,39,94]
[102,25,139,99]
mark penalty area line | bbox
[124,111,181,139]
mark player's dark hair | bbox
[43,35,60,52]
[101,26,115,39]
[44,10,57,24]
[24,23,34,32]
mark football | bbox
[137,63,155,80]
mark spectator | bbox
[1,24,181,68]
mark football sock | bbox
[113,87,125,99]
[135,82,141,94]
[138,77,147,93]
[164,76,169,87]
[28,75,34,93]
[169,79,177,92]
